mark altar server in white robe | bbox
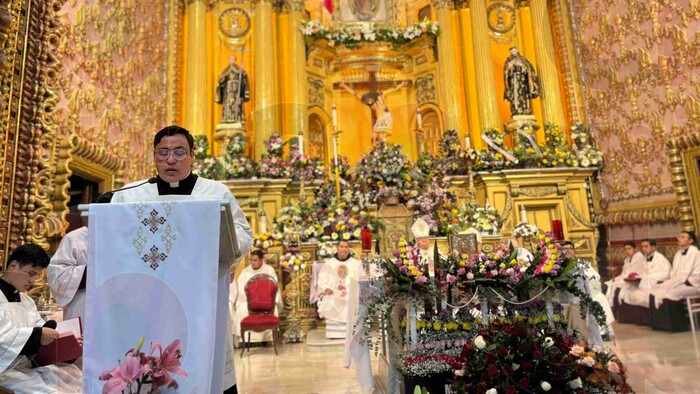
[47,192,112,323]
[650,231,700,308]
[318,240,364,339]
[0,243,82,393]
[623,239,671,307]
[231,250,282,343]
[111,126,252,394]
[605,241,646,305]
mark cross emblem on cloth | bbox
[142,245,167,270]
[142,209,166,233]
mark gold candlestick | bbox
[283,233,306,343]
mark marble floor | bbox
[234,323,700,394]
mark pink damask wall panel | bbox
[571,0,700,211]
[54,0,168,182]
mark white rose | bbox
[541,381,551,391]
[485,389,497,394]
[474,335,487,349]
[568,378,582,389]
[543,337,554,348]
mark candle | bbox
[551,220,564,241]
[333,136,339,166]
[298,131,304,156]
[465,135,471,150]
[332,105,338,129]
[361,227,372,252]
[259,210,268,233]
[416,109,423,130]
[520,205,527,223]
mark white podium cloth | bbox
[344,278,378,393]
[83,200,226,393]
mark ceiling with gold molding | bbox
[54,0,168,182]
[571,0,700,208]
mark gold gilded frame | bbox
[667,133,700,232]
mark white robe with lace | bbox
[0,291,82,393]
[317,257,363,338]
[623,252,672,307]
[47,226,88,322]
[650,245,700,307]
[605,251,646,305]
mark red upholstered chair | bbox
[239,274,280,357]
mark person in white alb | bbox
[317,240,364,339]
[650,231,700,309]
[231,250,282,344]
[412,218,436,275]
[605,241,646,306]
[622,238,671,307]
[0,244,82,393]
[47,193,113,323]
[111,125,252,394]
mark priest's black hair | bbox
[682,230,696,244]
[623,240,636,248]
[6,243,50,269]
[154,125,195,150]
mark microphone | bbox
[96,176,158,202]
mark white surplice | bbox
[650,245,700,307]
[0,291,82,393]
[605,251,646,305]
[317,256,364,339]
[230,263,282,342]
[111,177,252,391]
[623,252,672,307]
[47,226,88,322]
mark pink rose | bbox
[467,272,474,280]
[569,345,585,357]
[607,361,620,374]
[580,356,595,367]
[446,274,456,284]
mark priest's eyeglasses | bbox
[155,148,189,161]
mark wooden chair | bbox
[239,274,280,357]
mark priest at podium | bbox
[231,250,282,344]
[317,240,364,339]
[0,244,82,393]
[111,125,252,394]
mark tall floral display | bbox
[354,142,420,204]
[257,133,290,178]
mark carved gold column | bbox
[285,0,308,137]
[166,0,185,125]
[253,0,279,158]
[184,0,208,135]
[432,0,466,131]
[468,0,501,130]
[530,0,565,128]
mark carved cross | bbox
[333,69,412,124]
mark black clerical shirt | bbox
[0,277,42,356]
[156,173,198,195]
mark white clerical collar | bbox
[169,172,193,188]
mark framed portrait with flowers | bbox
[335,0,396,25]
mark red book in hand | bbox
[35,317,83,366]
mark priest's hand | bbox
[40,328,59,345]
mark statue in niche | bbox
[503,46,540,117]
[215,55,250,127]
[339,80,409,140]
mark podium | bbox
[80,197,239,393]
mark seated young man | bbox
[605,241,646,306]
[650,231,700,308]
[622,238,671,307]
[0,243,82,393]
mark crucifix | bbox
[333,66,412,142]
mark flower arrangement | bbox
[272,205,308,238]
[252,233,280,252]
[257,133,290,178]
[453,202,504,234]
[399,347,463,378]
[379,239,436,300]
[376,186,401,200]
[301,19,439,48]
[437,130,469,175]
[571,123,604,169]
[99,336,187,393]
[354,141,418,203]
[223,134,256,179]
[513,222,540,239]
[225,134,247,156]
[413,183,460,236]
[192,136,229,180]
[541,124,576,168]
[286,137,326,182]
[452,322,632,393]
[475,128,516,171]
[402,308,476,344]
[280,251,307,271]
